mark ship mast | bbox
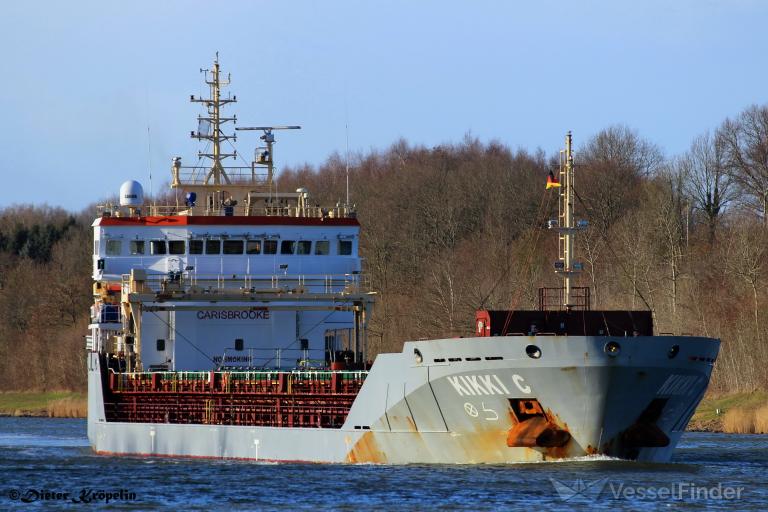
[553,131,586,310]
[191,52,237,186]
[168,55,306,215]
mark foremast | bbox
[549,132,588,310]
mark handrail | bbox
[96,203,357,219]
[173,166,270,187]
[121,272,370,295]
[108,368,370,380]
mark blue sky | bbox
[1,0,766,211]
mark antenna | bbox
[147,125,153,204]
[144,84,154,210]
[345,122,350,206]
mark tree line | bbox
[1,104,767,393]
[0,207,91,390]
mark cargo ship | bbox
[87,56,720,463]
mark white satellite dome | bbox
[119,180,144,207]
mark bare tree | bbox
[722,219,768,338]
[719,105,768,221]
[578,125,664,232]
[678,132,733,242]
[653,172,688,332]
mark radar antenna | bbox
[235,125,301,186]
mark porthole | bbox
[668,344,680,359]
[526,344,542,359]
[604,341,621,357]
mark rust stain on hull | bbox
[346,431,387,463]
[507,416,550,447]
[346,400,592,463]
[506,416,571,451]
[505,400,575,459]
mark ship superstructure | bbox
[87,57,719,463]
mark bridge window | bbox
[338,240,352,256]
[246,240,261,255]
[106,240,122,256]
[205,239,221,254]
[189,240,203,254]
[264,240,278,254]
[315,240,329,255]
[150,240,166,255]
[168,240,186,255]
[129,240,145,255]
[297,241,312,255]
[281,240,296,254]
[223,240,244,254]
[156,339,165,351]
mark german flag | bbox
[546,170,561,189]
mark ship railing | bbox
[110,369,370,378]
[121,272,370,295]
[108,367,368,395]
[172,166,270,187]
[215,347,368,372]
[97,203,356,219]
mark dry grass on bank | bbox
[46,397,87,418]
[722,407,755,433]
[721,404,768,434]
[0,392,86,418]
[753,404,768,434]
[688,391,768,432]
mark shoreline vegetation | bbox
[0,391,86,418]
[2,391,767,435]
[687,390,768,434]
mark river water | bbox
[0,417,766,510]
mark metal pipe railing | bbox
[121,272,369,295]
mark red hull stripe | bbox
[96,216,360,227]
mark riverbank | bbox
[687,391,768,432]
[0,392,86,418]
